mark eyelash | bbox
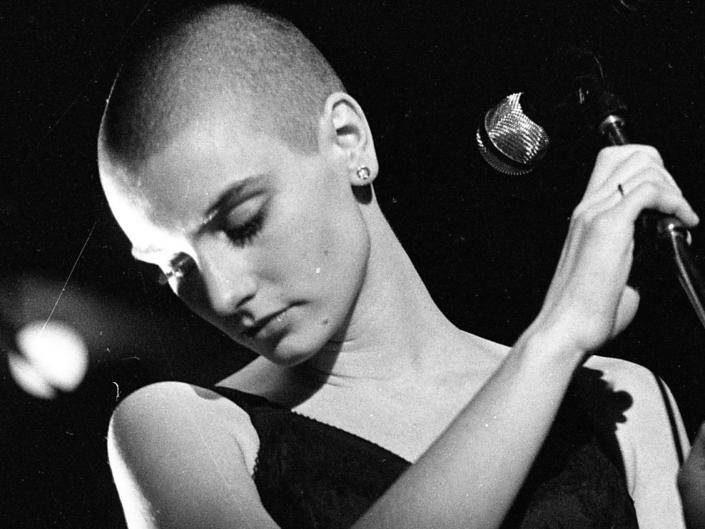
[156,210,265,286]
[224,211,264,248]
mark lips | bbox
[241,308,288,339]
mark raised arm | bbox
[109,145,698,529]
[353,145,699,529]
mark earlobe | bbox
[356,166,371,181]
[320,92,379,186]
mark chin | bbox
[258,327,334,368]
[261,346,316,368]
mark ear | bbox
[318,92,379,186]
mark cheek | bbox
[263,190,369,305]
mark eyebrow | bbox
[130,173,268,259]
[199,173,269,231]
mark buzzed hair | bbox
[101,3,345,169]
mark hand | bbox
[529,145,699,355]
[679,423,705,529]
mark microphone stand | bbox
[598,113,705,330]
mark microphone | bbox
[476,47,619,175]
[475,92,549,175]
[476,49,705,327]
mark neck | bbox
[300,198,463,384]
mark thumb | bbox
[611,286,640,338]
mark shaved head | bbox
[100,3,344,171]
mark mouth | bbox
[241,308,288,340]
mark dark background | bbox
[2,0,705,526]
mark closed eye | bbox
[224,210,265,248]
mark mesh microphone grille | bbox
[476,92,550,175]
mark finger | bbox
[599,154,679,197]
[618,180,699,227]
[576,166,686,225]
[614,167,682,202]
[576,168,673,219]
[582,169,673,218]
[585,145,664,196]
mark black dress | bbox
[213,370,639,529]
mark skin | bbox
[680,424,705,529]
[102,98,372,367]
[101,91,699,528]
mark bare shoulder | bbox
[108,381,277,528]
[584,355,660,394]
[582,356,688,529]
[580,354,683,456]
[109,381,260,474]
[569,356,668,455]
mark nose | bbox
[197,247,258,317]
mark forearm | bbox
[353,327,586,529]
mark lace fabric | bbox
[212,372,638,529]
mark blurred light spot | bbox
[8,320,88,399]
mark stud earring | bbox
[356,165,371,181]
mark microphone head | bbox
[475,92,550,175]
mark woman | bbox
[99,3,697,528]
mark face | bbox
[99,115,371,366]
